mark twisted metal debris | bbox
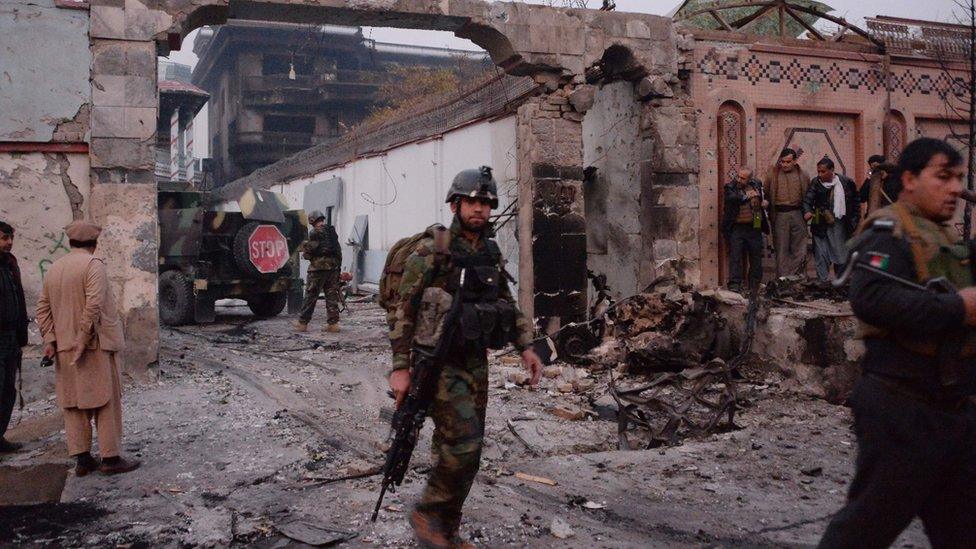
[609,287,765,449]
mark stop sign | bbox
[247,225,289,274]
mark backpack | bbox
[378,224,451,313]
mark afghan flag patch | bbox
[866,252,890,270]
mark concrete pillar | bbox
[89,30,160,374]
[516,91,586,333]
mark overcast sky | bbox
[165,0,962,69]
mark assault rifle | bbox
[371,269,467,522]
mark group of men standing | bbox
[723,148,884,290]
[0,220,139,475]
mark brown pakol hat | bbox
[64,220,102,242]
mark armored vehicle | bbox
[158,184,306,325]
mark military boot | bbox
[410,510,452,549]
[324,323,340,333]
[444,514,476,549]
[293,320,308,332]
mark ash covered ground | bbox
[1,300,926,548]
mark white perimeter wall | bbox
[241,115,520,287]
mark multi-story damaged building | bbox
[191,22,488,186]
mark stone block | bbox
[0,463,69,505]
[91,106,155,139]
[626,20,653,40]
[92,74,126,107]
[91,106,125,138]
[125,107,157,139]
[90,137,154,170]
[89,183,159,374]
[638,76,674,99]
[652,239,678,260]
[124,76,157,107]
[568,85,596,113]
[90,5,125,40]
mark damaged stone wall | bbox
[0,0,91,142]
[583,81,643,299]
[0,153,90,318]
[637,69,701,287]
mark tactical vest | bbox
[858,203,976,359]
[412,235,517,351]
[304,225,341,271]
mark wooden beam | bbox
[709,9,734,32]
[785,5,825,41]
[730,3,775,32]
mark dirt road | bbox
[1,301,926,547]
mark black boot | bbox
[74,452,100,477]
[0,437,22,453]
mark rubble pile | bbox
[595,289,734,375]
[765,276,847,303]
[578,286,745,449]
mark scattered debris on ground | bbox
[1,298,926,547]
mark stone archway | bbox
[86,0,682,371]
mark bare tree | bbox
[930,1,976,238]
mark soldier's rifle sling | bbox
[371,269,467,522]
[833,252,954,293]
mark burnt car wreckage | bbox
[157,184,306,325]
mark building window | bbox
[263,115,316,134]
[262,55,311,76]
[884,111,907,161]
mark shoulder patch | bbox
[864,252,890,271]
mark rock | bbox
[801,466,823,477]
[542,366,563,379]
[637,76,673,99]
[500,355,521,365]
[573,378,595,392]
[505,369,531,386]
[549,404,585,421]
[556,381,575,393]
[549,516,575,539]
[568,85,596,112]
[339,459,375,476]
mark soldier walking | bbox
[35,221,140,476]
[819,138,976,547]
[765,148,810,277]
[387,167,543,548]
[0,221,27,453]
[293,210,342,333]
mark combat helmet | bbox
[308,210,326,225]
[445,166,499,208]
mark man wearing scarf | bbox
[803,157,860,282]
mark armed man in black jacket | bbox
[803,157,860,282]
[0,221,27,453]
[819,138,976,548]
[722,167,768,293]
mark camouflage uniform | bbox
[389,219,533,529]
[298,225,342,325]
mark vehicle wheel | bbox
[247,292,288,318]
[233,221,281,278]
[159,270,195,326]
